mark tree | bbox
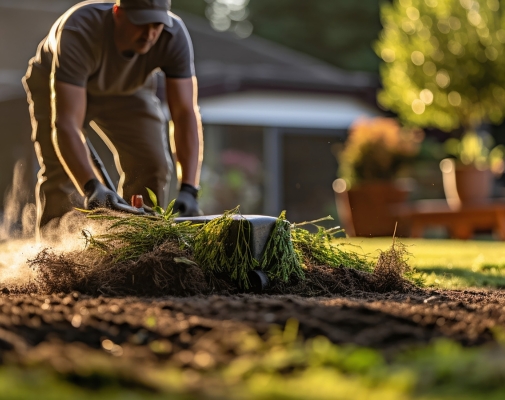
[375,0,505,132]
[247,0,381,72]
[173,0,382,72]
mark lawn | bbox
[342,237,505,289]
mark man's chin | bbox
[134,43,152,55]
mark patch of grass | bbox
[0,368,177,400]
[83,201,199,263]
[291,216,373,273]
[260,211,305,282]
[342,238,505,289]
[83,208,379,290]
[193,207,260,289]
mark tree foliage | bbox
[247,0,381,72]
[376,0,505,131]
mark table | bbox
[394,199,505,240]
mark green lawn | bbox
[340,238,505,290]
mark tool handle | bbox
[131,195,144,208]
[86,138,116,192]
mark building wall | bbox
[199,124,265,215]
[200,124,346,225]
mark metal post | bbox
[263,127,282,216]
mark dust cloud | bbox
[0,161,91,289]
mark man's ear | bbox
[112,4,124,22]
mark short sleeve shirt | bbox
[31,1,194,97]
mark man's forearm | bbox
[52,122,96,194]
[51,80,94,195]
[173,110,203,187]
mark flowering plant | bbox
[337,117,423,187]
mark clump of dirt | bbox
[28,241,210,296]
[269,264,375,296]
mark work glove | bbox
[173,183,203,217]
[84,178,145,215]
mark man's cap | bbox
[116,0,173,27]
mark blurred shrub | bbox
[444,130,505,173]
[9,320,505,399]
[336,117,424,187]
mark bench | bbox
[395,199,505,240]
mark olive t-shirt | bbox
[30,1,194,97]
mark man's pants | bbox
[23,65,173,235]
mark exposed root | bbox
[372,242,418,293]
[269,249,416,297]
[27,241,210,296]
[268,263,375,296]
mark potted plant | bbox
[440,131,504,209]
[333,117,423,237]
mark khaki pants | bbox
[23,65,173,234]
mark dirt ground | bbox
[0,287,503,369]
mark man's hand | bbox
[173,183,203,217]
[84,179,145,214]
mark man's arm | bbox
[165,76,203,187]
[52,80,141,213]
[52,80,96,194]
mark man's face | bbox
[113,6,164,54]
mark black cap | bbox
[116,0,173,27]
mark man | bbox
[23,0,204,238]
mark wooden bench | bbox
[394,199,505,240]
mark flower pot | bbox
[333,180,409,237]
[440,158,493,210]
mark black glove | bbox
[173,183,203,217]
[84,178,145,215]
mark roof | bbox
[198,90,379,129]
[180,11,379,98]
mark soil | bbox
[0,288,504,370]
[1,233,503,372]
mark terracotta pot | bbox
[440,158,493,210]
[333,181,409,237]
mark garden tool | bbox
[86,138,116,192]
